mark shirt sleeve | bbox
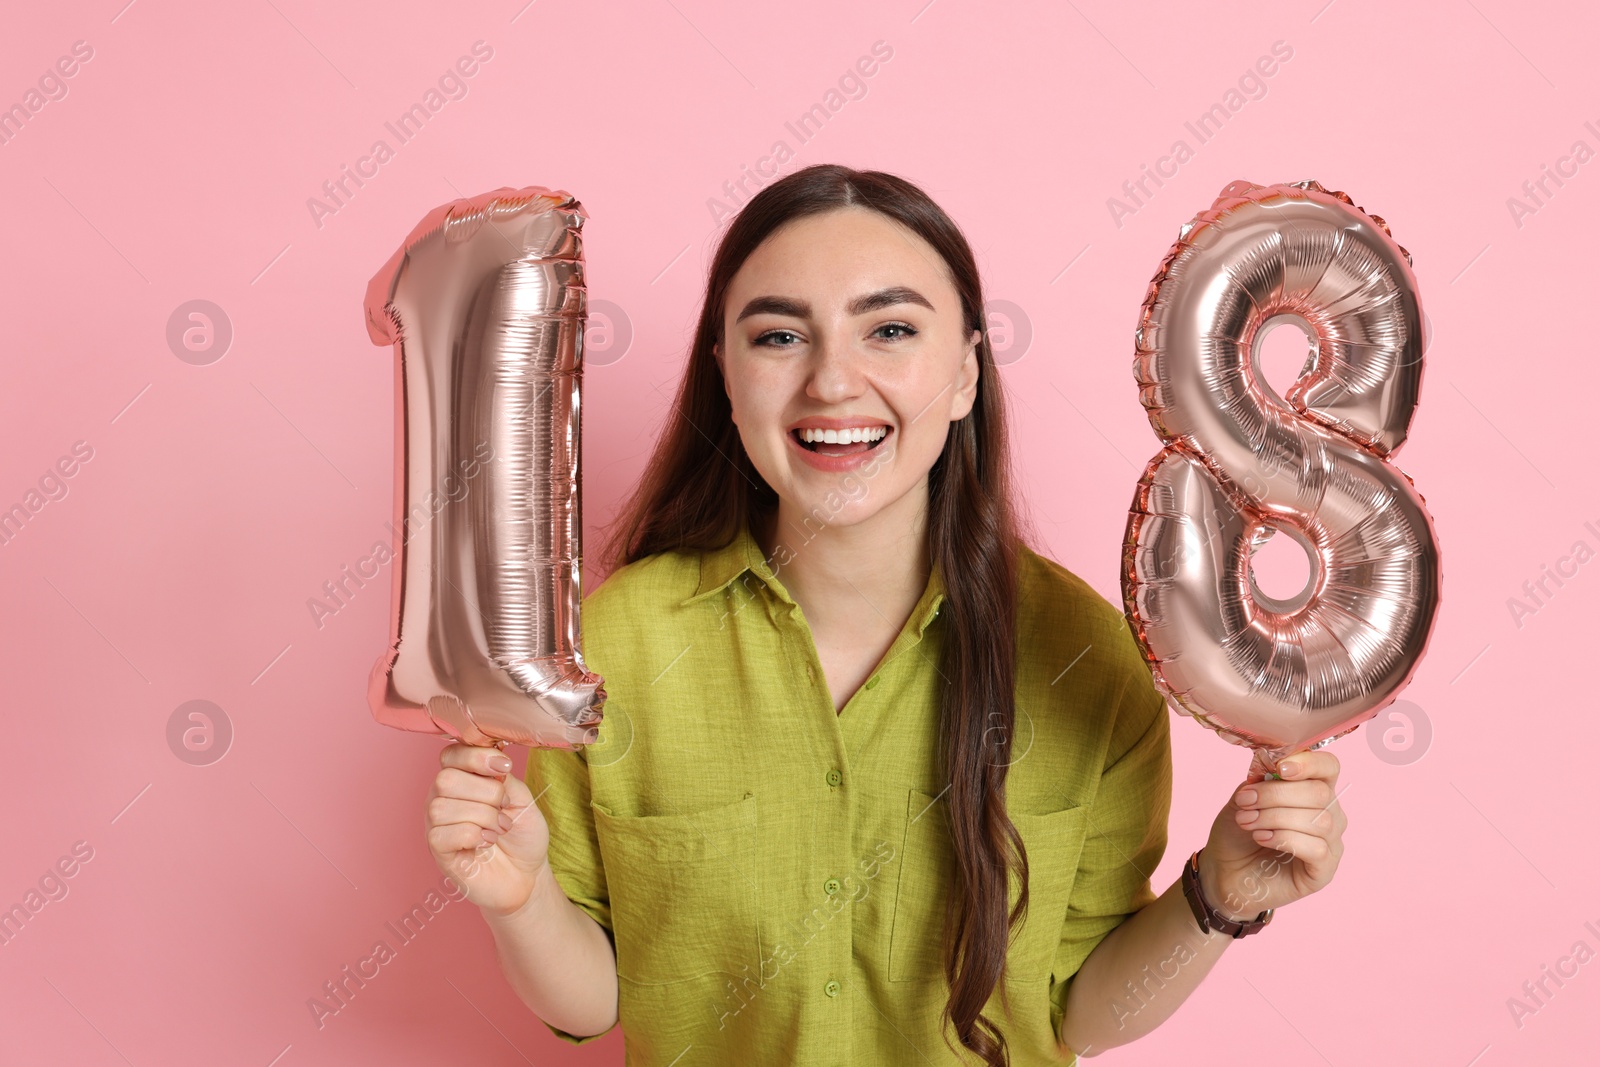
[1047,662,1173,1037]
[525,743,618,1046]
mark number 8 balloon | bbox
[363,186,606,749]
[1122,179,1441,771]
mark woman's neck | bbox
[754,489,932,638]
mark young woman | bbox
[424,164,1348,1065]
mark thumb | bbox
[496,767,546,849]
[501,765,536,811]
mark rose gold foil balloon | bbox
[364,186,605,748]
[1121,180,1441,768]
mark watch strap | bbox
[1182,849,1272,938]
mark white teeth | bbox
[799,426,888,444]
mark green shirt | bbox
[527,516,1172,1065]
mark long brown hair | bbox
[598,164,1030,1065]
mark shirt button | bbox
[825,768,842,787]
[865,675,880,690]
[824,877,841,896]
[824,979,842,997]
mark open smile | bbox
[786,425,894,472]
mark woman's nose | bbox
[805,332,867,401]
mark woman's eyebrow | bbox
[734,286,935,323]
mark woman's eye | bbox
[752,323,917,347]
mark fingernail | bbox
[1236,808,1258,825]
[498,811,513,832]
[1235,788,1257,806]
[1252,829,1273,841]
[488,754,512,773]
[481,828,498,844]
[1278,760,1299,777]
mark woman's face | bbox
[714,206,982,535]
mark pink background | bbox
[2,0,1595,1063]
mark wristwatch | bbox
[1181,849,1272,938]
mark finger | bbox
[1235,804,1339,841]
[436,847,490,888]
[428,822,501,856]
[435,767,511,805]
[1275,748,1338,786]
[1234,778,1336,813]
[1241,827,1339,881]
[440,741,516,779]
[427,795,503,833]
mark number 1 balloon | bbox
[1121,179,1441,769]
[363,186,606,748]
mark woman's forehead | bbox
[728,214,957,317]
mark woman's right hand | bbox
[425,741,551,917]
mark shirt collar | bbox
[680,515,947,635]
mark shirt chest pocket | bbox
[592,793,762,986]
[887,789,1090,983]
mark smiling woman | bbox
[532,165,1129,1064]
[424,164,1340,1067]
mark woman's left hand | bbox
[1198,748,1346,922]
